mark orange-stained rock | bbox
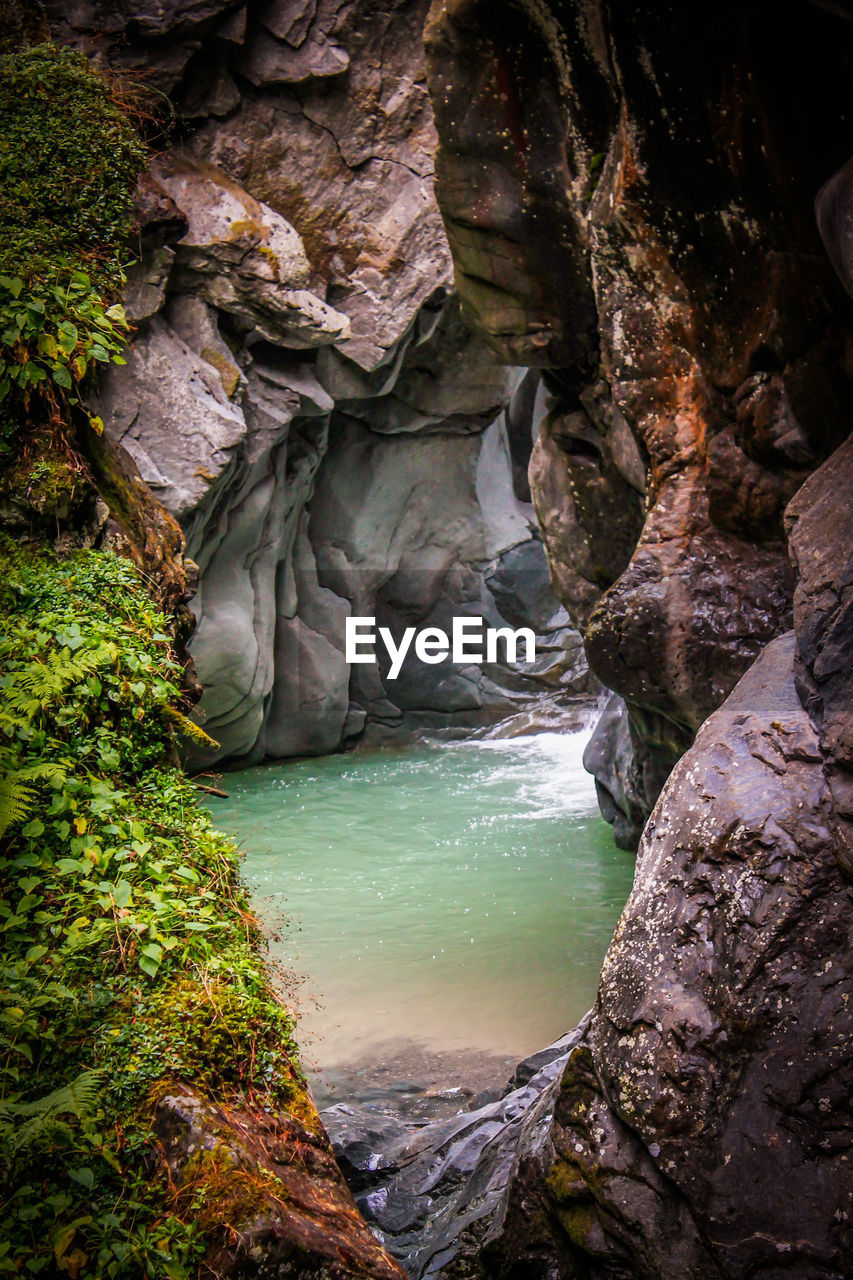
[425,0,853,845]
[152,1085,406,1279]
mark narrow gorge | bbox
[1,1,852,1278]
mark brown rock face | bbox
[151,1086,406,1279]
[425,0,853,844]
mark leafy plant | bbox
[0,269,128,418]
[0,542,305,1277]
[0,43,145,456]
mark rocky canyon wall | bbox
[336,1,853,1274]
[49,0,593,768]
[424,0,853,845]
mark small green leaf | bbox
[68,1167,95,1192]
[138,954,160,978]
[112,880,132,908]
[21,819,44,838]
[57,321,79,354]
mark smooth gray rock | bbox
[322,1026,586,1279]
[93,313,246,519]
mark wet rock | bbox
[152,1084,406,1278]
[787,433,853,879]
[236,25,350,86]
[530,632,853,1279]
[373,627,853,1279]
[581,693,646,852]
[123,248,175,325]
[321,1028,585,1279]
[424,0,853,841]
[46,0,244,91]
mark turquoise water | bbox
[207,732,635,1092]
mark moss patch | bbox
[0,43,145,286]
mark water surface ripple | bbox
[207,732,635,1103]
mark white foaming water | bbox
[461,731,600,819]
[207,730,634,1089]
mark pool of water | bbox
[206,732,635,1106]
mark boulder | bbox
[152,1084,406,1279]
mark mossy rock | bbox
[0,42,146,287]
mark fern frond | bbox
[1,646,116,716]
[3,1068,104,1153]
[15,759,69,786]
[0,774,35,837]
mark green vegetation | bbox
[0,542,304,1276]
[0,44,143,460]
[0,36,310,1279]
[0,270,128,439]
[0,43,145,285]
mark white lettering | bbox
[486,626,536,664]
[452,616,484,663]
[415,627,449,664]
[345,617,537,674]
[379,626,416,680]
[345,616,376,663]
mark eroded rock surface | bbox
[69,0,595,766]
[425,0,853,843]
[340,433,853,1278]
[344,623,853,1278]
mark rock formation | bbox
[424,0,853,845]
[39,3,853,1276]
[303,4,853,1273]
[50,0,594,767]
[331,438,853,1279]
